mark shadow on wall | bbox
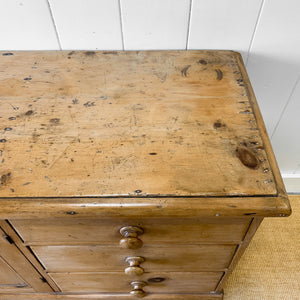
[243,52,299,136]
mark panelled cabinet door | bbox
[0,257,32,292]
[0,227,52,293]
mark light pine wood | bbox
[0,257,34,293]
[0,196,291,219]
[236,54,289,202]
[0,294,224,299]
[0,221,59,292]
[0,50,277,198]
[0,51,290,299]
[0,228,52,293]
[216,217,263,292]
[11,217,250,245]
[48,271,223,293]
[31,244,236,273]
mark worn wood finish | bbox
[0,196,291,219]
[48,271,222,293]
[11,217,250,245]
[216,217,263,292]
[31,244,236,273]
[0,294,224,300]
[0,50,277,198]
[0,257,34,293]
[0,228,52,293]
[0,220,60,292]
[0,51,290,299]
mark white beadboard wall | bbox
[0,0,299,192]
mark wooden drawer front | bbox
[49,272,223,293]
[31,245,236,272]
[11,217,250,245]
[0,257,34,293]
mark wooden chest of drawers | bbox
[0,50,291,299]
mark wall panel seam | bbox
[118,0,125,50]
[46,0,62,50]
[186,0,193,50]
[246,0,265,66]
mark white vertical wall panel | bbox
[246,0,300,135]
[188,0,263,61]
[271,77,300,175]
[49,0,123,50]
[120,0,191,50]
[0,0,59,50]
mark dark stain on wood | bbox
[215,69,223,81]
[244,213,257,216]
[68,51,75,56]
[181,65,191,77]
[24,77,32,81]
[66,211,77,215]
[149,152,157,155]
[83,101,95,107]
[1,172,11,185]
[148,277,165,283]
[213,120,226,129]
[198,59,207,65]
[85,51,96,56]
[49,118,60,124]
[103,51,118,55]
[236,146,259,169]
[25,110,34,116]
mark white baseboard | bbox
[282,174,300,193]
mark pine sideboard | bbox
[0,50,291,299]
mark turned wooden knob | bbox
[120,226,144,249]
[130,281,147,298]
[125,256,145,276]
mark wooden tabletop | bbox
[0,51,281,199]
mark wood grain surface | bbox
[0,294,224,300]
[11,217,250,245]
[31,244,236,272]
[0,50,277,198]
[48,271,222,293]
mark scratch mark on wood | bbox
[181,65,191,77]
[83,101,95,107]
[10,104,19,111]
[215,69,223,81]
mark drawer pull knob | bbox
[125,256,145,276]
[120,226,144,249]
[130,281,147,298]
